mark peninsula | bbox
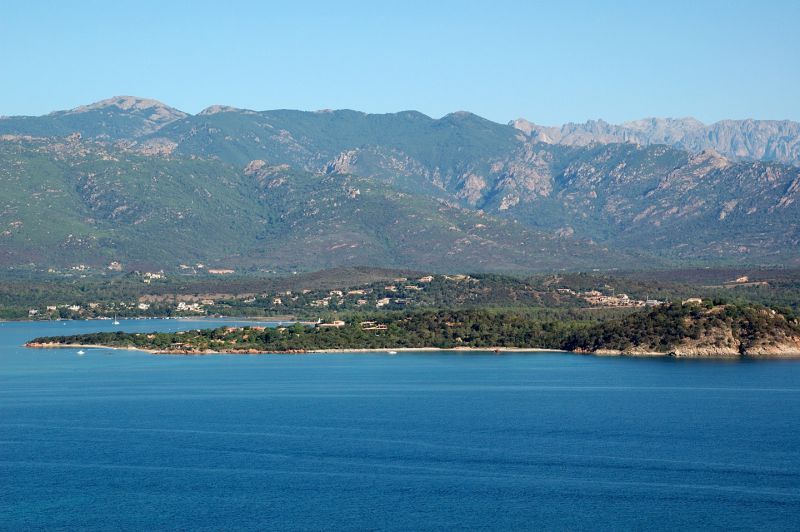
[26,304,800,358]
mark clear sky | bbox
[2,0,798,124]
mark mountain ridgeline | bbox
[512,117,800,165]
[1,96,799,272]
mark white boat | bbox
[77,350,85,355]
[113,315,120,325]
[388,351,398,355]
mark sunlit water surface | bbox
[2,319,800,530]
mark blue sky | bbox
[2,0,798,124]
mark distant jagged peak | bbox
[512,116,705,134]
[572,117,611,127]
[621,116,705,130]
[67,96,187,117]
[511,115,800,165]
[509,119,560,143]
[509,118,539,134]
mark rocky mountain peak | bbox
[56,96,189,137]
[68,96,185,117]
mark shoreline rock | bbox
[23,342,800,359]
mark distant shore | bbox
[25,342,571,355]
[24,342,800,359]
[3,315,302,323]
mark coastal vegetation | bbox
[28,303,800,357]
[4,267,799,322]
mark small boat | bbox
[77,350,85,356]
[113,315,120,325]
[388,351,398,355]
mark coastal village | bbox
[17,267,728,322]
[15,263,780,326]
[555,288,664,308]
[25,273,446,320]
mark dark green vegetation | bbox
[29,304,800,357]
[0,97,186,138]
[572,303,800,354]
[6,266,799,325]
[1,97,799,272]
[0,137,620,272]
[3,268,572,320]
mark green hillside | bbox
[1,98,799,271]
[0,137,626,272]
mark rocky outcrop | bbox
[198,105,255,116]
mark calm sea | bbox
[2,319,800,530]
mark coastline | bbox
[3,315,301,323]
[24,343,572,355]
[23,342,800,359]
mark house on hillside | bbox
[361,321,388,331]
[318,320,345,328]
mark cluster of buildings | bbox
[25,274,448,319]
[299,276,436,310]
[28,302,125,317]
[360,321,388,331]
[27,296,216,318]
[313,320,389,331]
[557,288,665,307]
[142,271,165,284]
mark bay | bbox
[2,319,800,530]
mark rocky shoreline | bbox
[24,342,800,359]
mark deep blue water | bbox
[2,319,800,530]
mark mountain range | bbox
[1,96,798,272]
[511,117,800,166]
